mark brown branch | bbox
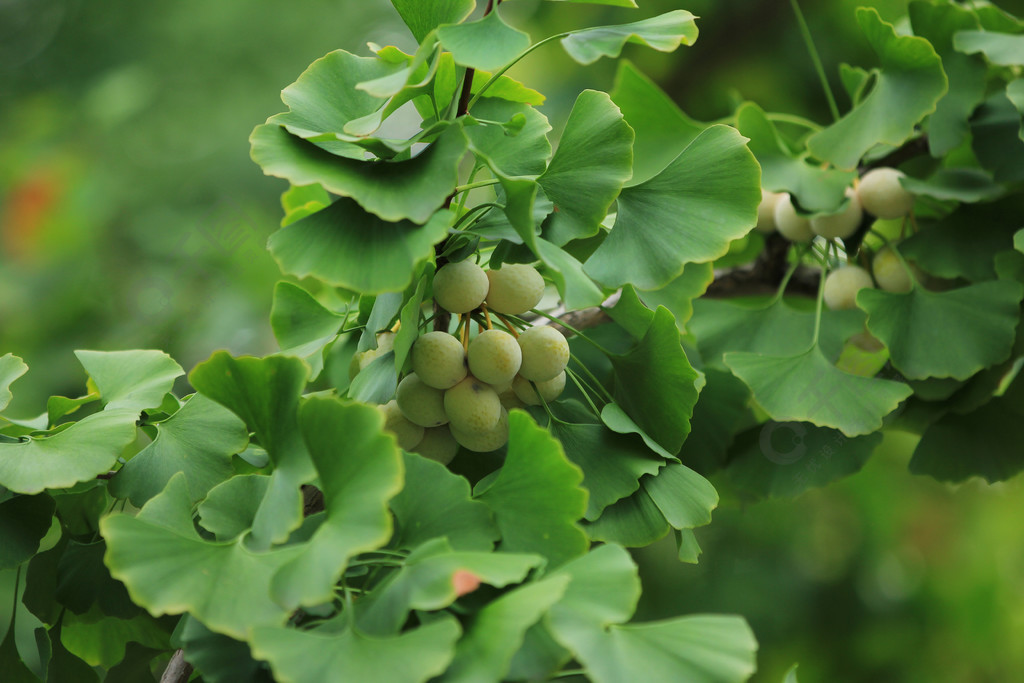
[160,650,193,683]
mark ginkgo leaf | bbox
[0,354,28,413]
[954,29,1024,66]
[391,0,475,43]
[560,11,698,65]
[75,350,183,412]
[437,10,531,72]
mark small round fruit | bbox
[517,326,570,382]
[348,332,396,380]
[444,376,501,434]
[823,266,875,311]
[411,332,467,390]
[811,190,862,240]
[872,247,918,293]
[378,400,424,451]
[396,373,448,427]
[512,372,566,406]
[484,264,545,314]
[467,329,522,386]
[451,407,509,452]
[774,193,814,243]
[433,260,489,314]
[497,385,526,410]
[412,426,459,465]
[857,167,914,219]
[755,189,783,234]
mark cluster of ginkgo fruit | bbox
[353,261,569,464]
[754,166,922,310]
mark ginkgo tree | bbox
[1,0,1023,681]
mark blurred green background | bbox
[2,1,1021,681]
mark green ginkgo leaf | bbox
[270,281,346,377]
[954,29,1024,66]
[389,452,498,552]
[189,352,314,549]
[584,125,760,290]
[560,11,698,65]
[0,409,138,494]
[0,494,55,570]
[270,397,404,611]
[109,393,249,507]
[250,616,461,683]
[391,0,475,43]
[724,346,912,437]
[735,102,856,212]
[859,281,1024,379]
[807,8,947,169]
[250,123,467,224]
[442,576,571,683]
[268,199,452,294]
[475,411,588,568]
[609,60,704,186]
[635,262,715,330]
[465,98,552,177]
[898,168,1003,203]
[546,0,637,7]
[538,90,634,245]
[0,354,28,413]
[971,90,1024,182]
[74,350,183,413]
[641,462,718,530]
[437,9,531,72]
[677,368,756,475]
[101,474,304,640]
[908,0,987,156]
[584,485,671,547]
[196,475,270,541]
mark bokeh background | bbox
[2,1,1021,681]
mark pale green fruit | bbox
[467,329,522,386]
[810,190,862,240]
[823,265,875,311]
[412,426,459,465]
[396,373,448,427]
[411,331,467,390]
[348,332,396,380]
[873,247,918,293]
[774,193,814,243]
[755,189,783,234]
[512,372,566,406]
[857,167,914,219]
[444,376,501,434]
[517,326,570,382]
[433,260,489,314]
[497,385,526,410]
[484,264,545,314]
[378,400,424,451]
[450,407,509,452]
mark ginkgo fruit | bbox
[774,193,814,243]
[517,325,570,382]
[857,167,915,219]
[755,189,783,234]
[444,376,501,434]
[433,260,489,313]
[810,190,862,240]
[872,247,918,293]
[823,265,875,311]
[412,331,467,390]
[484,264,545,314]
[450,407,509,452]
[395,373,448,427]
[512,372,566,406]
[467,329,522,386]
[412,426,459,465]
[378,400,424,451]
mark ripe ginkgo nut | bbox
[755,189,783,234]
[485,264,545,314]
[378,400,424,451]
[823,266,875,311]
[857,167,915,219]
[774,193,814,243]
[450,407,509,452]
[412,332,467,390]
[396,373,448,427]
[810,190,862,240]
[433,260,489,314]
[444,376,501,434]
[872,247,917,293]
[512,372,566,406]
[467,329,522,386]
[517,326,570,382]
[412,426,459,465]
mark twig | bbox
[160,650,193,683]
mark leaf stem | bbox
[570,353,615,403]
[565,367,604,417]
[811,260,828,347]
[770,245,806,303]
[467,32,570,110]
[789,0,840,122]
[454,178,500,194]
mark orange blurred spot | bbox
[2,175,58,260]
[451,568,481,596]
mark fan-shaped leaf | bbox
[807,9,947,169]
[75,350,183,413]
[0,354,28,413]
[859,281,1024,379]
[437,10,530,72]
[196,475,270,542]
[391,0,475,43]
[560,11,698,65]
[954,29,1024,66]
[270,282,345,377]
[584,125,760,290]
[0,494,55,570]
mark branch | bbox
[160,650,193,683]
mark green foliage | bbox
[4,0,1024,680]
